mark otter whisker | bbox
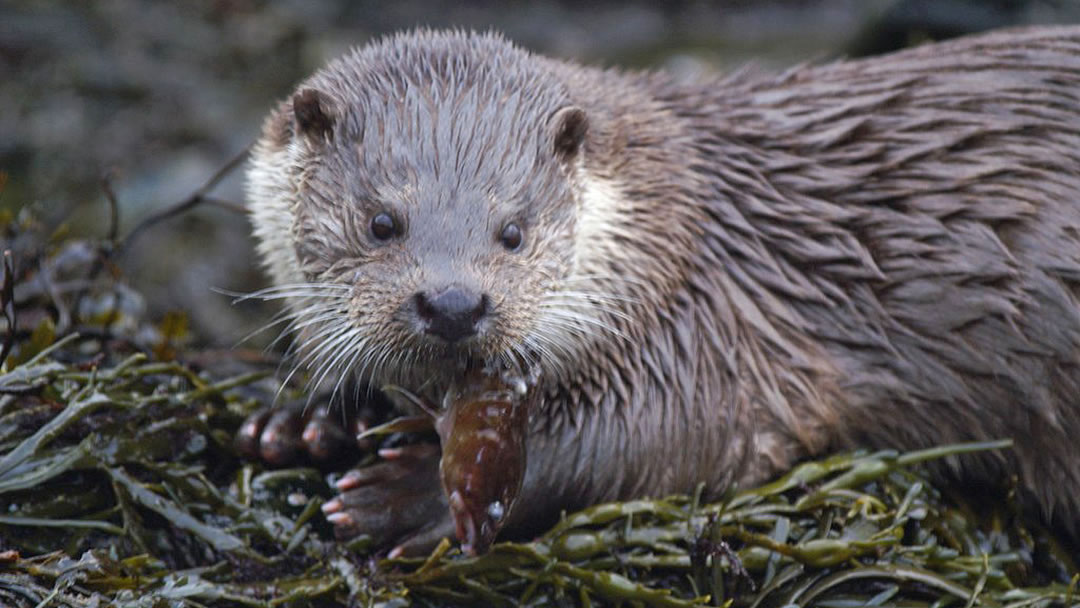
[523,323,577,358]
[541,291,635,314]
[279,327,345,378]
[310,324,360,380]
[537,308,629,342]
[257,298,349,352]
[548,291,642,313]
[560,273,653,289]
[285,308,354,353]
[234,308,297,348]
[306,322,363,385]
[541,297,629,325]
[302,337,358,412]
[541,295,636,324]
[371,340,399,389]
[278,308,352,341]
[274,314,354,405]
[231,282,354,303]
[520,334,572,380]
[389,346,415,391]
[274,356,309,406]
[326,331,369,408]
[550,289,641,304]
[353,337,389,389]
[230,288,351,348]
[527,319,609,369]
[505,340,543,378]
[267,309,349,352]
[358,333,390,382]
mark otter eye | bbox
[500,223,523,251]
[370,212,397,241]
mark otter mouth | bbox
[387,350,540,411]
[438,352,536,389]
[413,336,540,378]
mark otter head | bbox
[248,31,590,393]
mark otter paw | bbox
[234,402,365,467]
[323,442,453,557]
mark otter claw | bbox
[378,447,405,459]
[322,496,343,513]
[326,511,353,526]
[335,471,363,491]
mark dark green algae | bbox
[0,212,1077,607]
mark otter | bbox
[243,27,1080,555]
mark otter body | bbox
[247,27,1080,550]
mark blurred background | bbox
[2,0,1078,348]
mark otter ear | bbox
[551,106,587,163]
[292,88,337,141]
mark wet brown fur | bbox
[248,27,1080,539]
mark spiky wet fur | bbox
[248,28,1080,536]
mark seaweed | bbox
[0,203,1077,607]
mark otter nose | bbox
[415,286,488,343]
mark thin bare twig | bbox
[1,251,17,367]
[199,197,248,214]
[38,256,72,334]
[101,170,121,244]
[117,145,251,255]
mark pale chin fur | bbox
[523,172,636,384]
[573,173,627,268]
